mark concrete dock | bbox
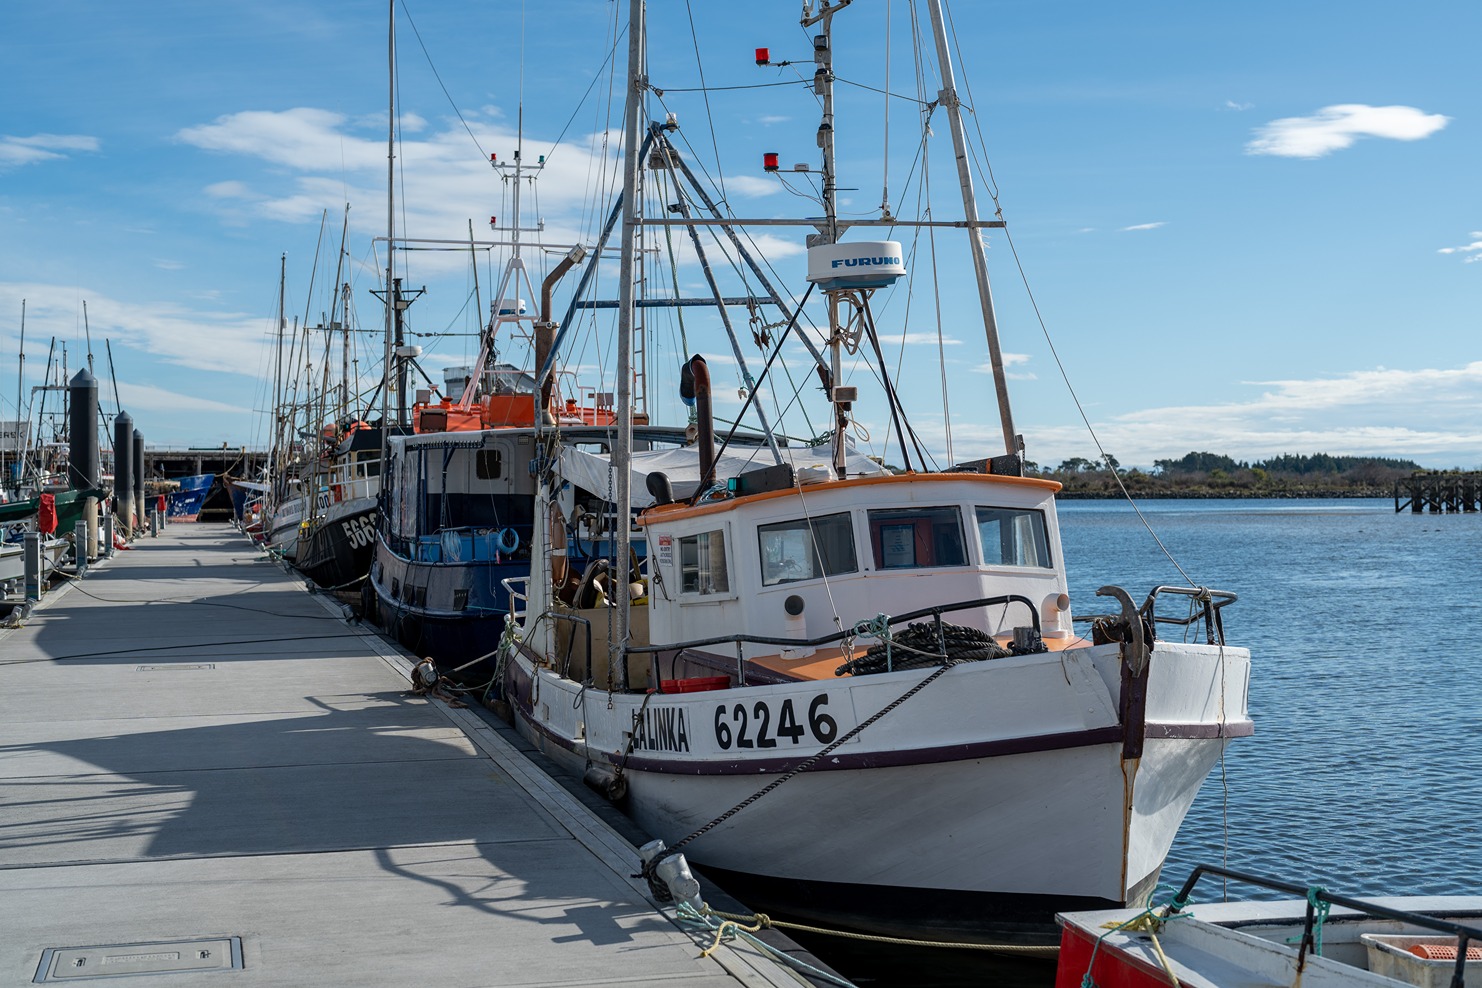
[0,527,819,987]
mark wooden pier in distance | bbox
[1394,472,1482,513]
[142,446,268,521]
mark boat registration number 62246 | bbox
[713,694,848,750]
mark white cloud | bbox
[1438,232,1482,262]
[115,381,250,414]
[723,175,782,198]
[0,133,99,168]
[972,353,1035,381]
[1224,101,1253,112]
[877,332,964,346]
[204,180,253,199]
[1120,222,1165,232]
[1245,104,1450,158]
[1022,363,1482,468]
[0,282,273,378]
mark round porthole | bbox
[784,594,805,616]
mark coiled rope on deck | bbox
[835,618,1008,676]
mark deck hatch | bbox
[35,937,242,981]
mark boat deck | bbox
[0,526,814,987]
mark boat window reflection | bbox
[757,511,857,586]
[974,506,1052,568]
[679,529,729,594]
[867,506,966,570]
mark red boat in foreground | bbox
[1056,865,1482,988]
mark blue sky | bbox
[3,0,1478,470]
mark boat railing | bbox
[502,576,529,625]
[1167,864,1482,988]
[1142,585,1236,645]
[1074,584,1236,646]
[501,579,597,682]
[320,457,380,499]
[622,594,1040,688]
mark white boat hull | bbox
[505,636,1250,939]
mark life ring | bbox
[496,527,520,555]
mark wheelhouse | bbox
[641,472,1075,666]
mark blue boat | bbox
[165,474,215,522]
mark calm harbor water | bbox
[797,497,1482,987]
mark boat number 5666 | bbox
[714,695,838,750]
[341,516,375,549]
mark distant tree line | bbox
[1022,450,1432,497]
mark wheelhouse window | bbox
[679,529,730,594]
[867,506,967,570]
[476,448,503,480]
[757,512,858,586]
[975,506,1052,568]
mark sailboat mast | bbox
[272,254,286,499]
[612,0,646,686]
[923,0,1017,458]
[14,300,24,432]
[381,0,396,458]
[341,281,352,421]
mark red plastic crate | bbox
[660,676,730,693]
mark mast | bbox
[612,0,645,687]
[341,280,352,421]
[381,0,396,463]
[14,299,24,438]
[923,0,1017,458]
[272,254,286,501]
[803,1,858,478]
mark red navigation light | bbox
[490,153,497,162]
[755,47,770,66]
[489,216,497,228]
[763,152,780,172]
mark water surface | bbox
[808,498,1482,986]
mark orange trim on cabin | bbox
[640,470,1062,525]
[747,633,1091,682]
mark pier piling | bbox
[22,531,41,601]
[112,411,134,536]
[1394,472,1482,513]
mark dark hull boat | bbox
[292,425,389,592]
[369,419,697,681]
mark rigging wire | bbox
[683,0,729,207]
[397,0,488,160]
[928,3,1199,585]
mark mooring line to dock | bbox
[683,903,1059,959]
[50,571,346,619]
[0,632,366,666]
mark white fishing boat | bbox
[1056,865,1482,988]
[496,0,1253,943]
